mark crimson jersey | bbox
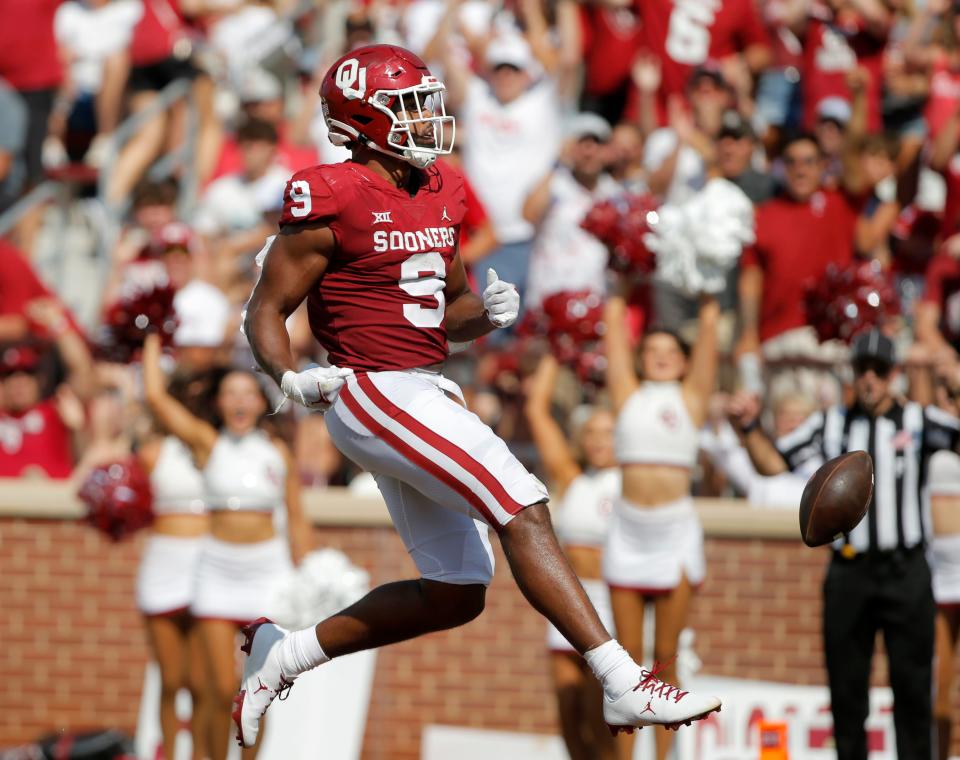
[800,14,887,132]
[279,160,467,372]
[626,0,769,120]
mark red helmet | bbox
[320,44,455,169]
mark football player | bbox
[238,44,721,745]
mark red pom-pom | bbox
[803,260,901,344]
[97,263,178,363]
[78,458,154,541]
[581,194,659,274]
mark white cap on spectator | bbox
[816,96,852,125]
[173,280,231,348]
[565,113,612,142]
[239,68,283,104]
[485,35,534,71]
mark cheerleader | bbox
[136,424,210,760]
[602,289,719,760]
[142,334,311,760]
[524,354,618,760]
[929,361,960,760]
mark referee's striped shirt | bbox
[776,401,960,553]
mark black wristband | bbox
[739,418,760,435]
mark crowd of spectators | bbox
[5,0,960,505]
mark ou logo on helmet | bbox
[336,58,368,100]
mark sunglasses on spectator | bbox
[783,154,820,167]
[853,358,893,378]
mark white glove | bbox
[280,365,354,409]
[482,268,520,328]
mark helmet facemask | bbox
[327,75,455,169]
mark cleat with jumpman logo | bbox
[233,617,296,748]
[603,659,721,735]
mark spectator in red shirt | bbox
[209,68,318,182]
[916,244,960,358]
[577,1,643,125]
[0,239,84,342]
[796,0,892,133]
[0,298,95,479]
[737,133,858,402]
[626,0,771,124]
[0,0,63,190]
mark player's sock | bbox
[276,626,330,677]
[584,639,644,701]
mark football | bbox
[799,451,874,547]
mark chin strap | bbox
[360,135,436,168]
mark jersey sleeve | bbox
[279,167,340,228]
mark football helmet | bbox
[321,45,455,169]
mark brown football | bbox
[799,451,874,547]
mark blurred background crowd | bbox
[9,0,960,495]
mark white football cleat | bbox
[603,662,721,735]
[233,617,295,747]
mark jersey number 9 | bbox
[399,252,445,328]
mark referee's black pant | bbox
[823,546,935,760]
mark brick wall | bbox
[0,518,938,757]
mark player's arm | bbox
[444,250,518,341]
[244,224,334,386]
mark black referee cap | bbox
[850,329,896,366]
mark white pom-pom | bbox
[270,548,370,631]
[650,178,755,296]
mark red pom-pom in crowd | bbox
[535,291,608,385]
[580,194,660,274]
[803,260,901,344]
[97,277,178,363]
[78,458,154,541]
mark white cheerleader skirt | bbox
[546,577,615,653]
[932,534,960,607]
[136,534,204,616]
[603,497,705,593]
[191,536,291,624]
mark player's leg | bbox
[315,476,489,654]
[652,577,694,760]
[823,560,876,760]
[881,551,935,760]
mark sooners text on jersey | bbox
[279,160,467,371]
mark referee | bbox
[729,329,960,760]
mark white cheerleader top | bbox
[150,436,206,516]
[614,381,699,468]
[205,430,286,512]
[553,468,620,548]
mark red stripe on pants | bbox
[357,373,527,518]
[339,382,502,528]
